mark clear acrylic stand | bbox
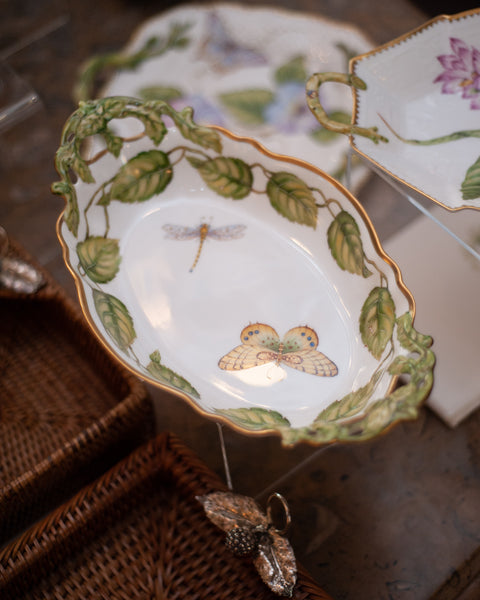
[0,13,69,134]
[0,61,40,134]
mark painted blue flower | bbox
[264,81,319,135]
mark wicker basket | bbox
[0,432,333,599]
[0,238,153,545]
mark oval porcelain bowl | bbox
[52,98,434,446]
[306,8,480,211]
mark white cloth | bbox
[384,205,480,427]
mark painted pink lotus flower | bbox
[434,37,480,109]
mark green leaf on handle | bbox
[215,407,290,431]
[102,128,124,157]
[328,210,372,277]
[52,180,80,237]
[77,237,121,283]
[266,171,317,228]
[147,350,200,399]
[360,286,396,359]
[187,155,253,199]
[133,106,168,145]
[461,155,480,200]
[167,105,222,152]
[93,289,136,351]
[109,150,172,203]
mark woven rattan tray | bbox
[0,432,333,599]
[0,237,153,545]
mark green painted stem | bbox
[378,114,480,145]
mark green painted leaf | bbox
[360,287,396,359]
[168,106,222,152]
[461,155,480,200]
[187,156,253,199]
[274,55,307,84]
[328,210,372,276]
[315,370,382,422]
[219,89,274,125]
[147,350,200,399]
[109,150,172,203]
[138,85,183,102]
[77,237,121,283]
[216,407,290,431]
[266,171,317,228]
[92,289,136,351]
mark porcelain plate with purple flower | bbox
[76,2,373,192]
[306,9,480,211]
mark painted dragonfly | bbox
[162,222,247,271]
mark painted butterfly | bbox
[218,323,338,377]
[163,223,246,271]
[198,12,267,72]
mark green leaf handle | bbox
[73,23,192,102]
[52,97,223,236]
[306,72,388,143]
[165,105,222,152]
[281,312,434,446]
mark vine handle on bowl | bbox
[306,72,388,144]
